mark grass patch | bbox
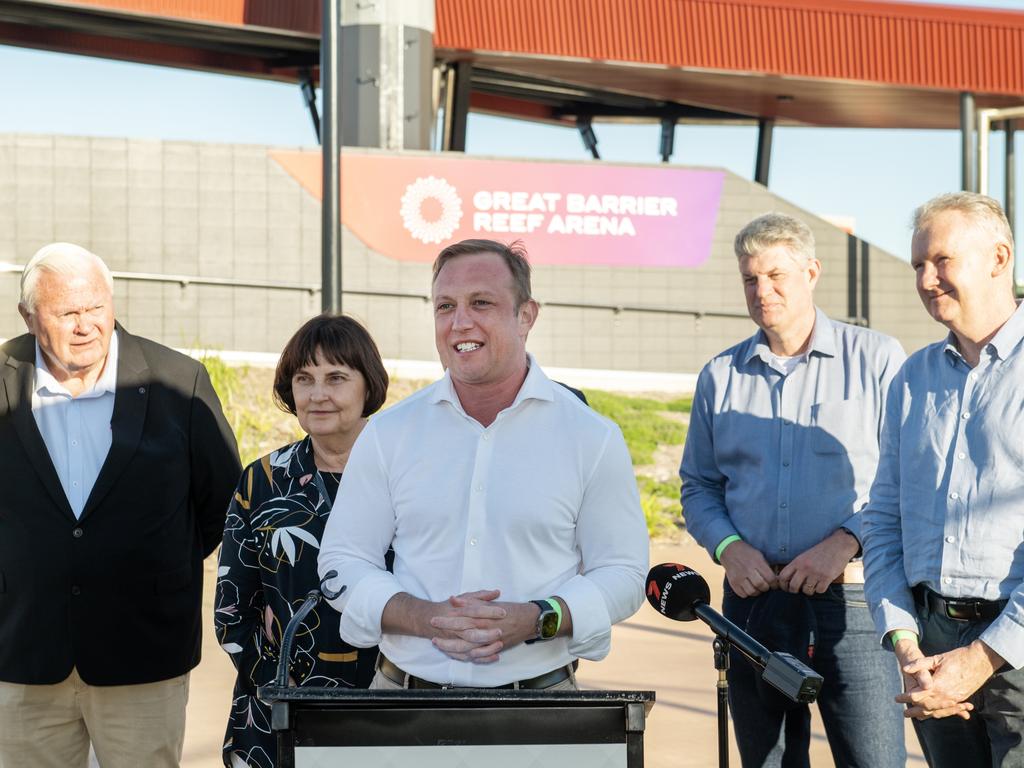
[584,390,689,465]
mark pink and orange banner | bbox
[271,151,723,269]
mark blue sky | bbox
[0,0,1020,261]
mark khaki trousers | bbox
[0,669,189,768]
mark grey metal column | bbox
[441,61,472,151]
[961,92,976,192]
[322,0,341,312]
[659,117,675,163]
[341,0,435,150]
[754,118,774,186]
[1006,120,1016,240]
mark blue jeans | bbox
[723,583,905,768]
[912,596,1024,768]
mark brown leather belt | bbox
[770,560,864,585]
[378,655,577,690]
[913,585,1007,622]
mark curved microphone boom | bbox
[646,563,822,704]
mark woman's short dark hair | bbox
[273,314,389,417]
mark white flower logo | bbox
[400,176,463,244]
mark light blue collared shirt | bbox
[31,331,119,519]
[863,302,1024,669]
[681,308,906,563]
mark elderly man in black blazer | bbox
[0,243,240,768]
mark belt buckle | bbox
[944,598,978,621]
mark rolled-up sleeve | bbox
[981,583,1024,669]
[560,426,649,660]
[317,422,403,648]
[863,374,919,643]
[679,368,736,559]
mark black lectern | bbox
[258,686,655,768]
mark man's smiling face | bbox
[912,209,1000,333]
[432,250,537,392]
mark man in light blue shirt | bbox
[680,213,907,767]
[863,192,1024,767]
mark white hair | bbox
[19,243,114,313]
[912,192,1014,253]
[734,212,816,266]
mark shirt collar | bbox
[743,307,835,365]
[429,353,556,413]
[34,330,119,400]
[943,300,1024,363]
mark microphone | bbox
[646,563,823,704]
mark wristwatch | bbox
[525,599,560,644]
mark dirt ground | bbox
[182,536,923,767]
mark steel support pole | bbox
[659,117,675,163]
[754,118,774,186]
[321,0,341,313]
[961,92,976,192]
[441,61,471,151]
[1007,120,1016,241]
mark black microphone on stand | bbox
[646,563,822,704]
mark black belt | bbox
[914,585,1008,622]
[378,655,577,690]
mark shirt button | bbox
[949,492,959,500]
[72,528,83,538]
[71,585,81,596]
[957,452,966,460]
[481,434,489,441]
[72,481,79,487]
[469,538,478,547]
[475,485,483,492]
[782,461,790,467]
[943,577,952,585]
[71,440,78,446]
[780,546,787,552]
[780,502,788,508]
[945,535,955,543]
[961,412,970,420]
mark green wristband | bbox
[544,598,563,633]
[715,535,742,563]
[890,630,918,648]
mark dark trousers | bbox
[913,597,1024,768]
[723,583,905,768]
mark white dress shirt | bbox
[31,331,119,519]
[318,357,649,686]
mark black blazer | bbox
[0,325,241,685]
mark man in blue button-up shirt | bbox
[681,213,907,767]
[863,193,1024,767]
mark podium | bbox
[259,685,655,768]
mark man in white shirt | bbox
[318,238,649,688]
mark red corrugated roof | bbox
[435,0,1024,96]
[60,0,320,33]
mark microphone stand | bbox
[274,571,345,688]
[713,637,730,768]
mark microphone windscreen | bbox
[646,563,711,622]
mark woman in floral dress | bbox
[215,314,390,768]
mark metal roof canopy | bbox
[3,0,1023,130]
[2,0,1023,285]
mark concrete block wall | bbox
[0,134,940,372]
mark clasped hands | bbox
[893,638,1002,721]
[720,530,859,599]
[427,589,537,663]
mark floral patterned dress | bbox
[215,436,379,768]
